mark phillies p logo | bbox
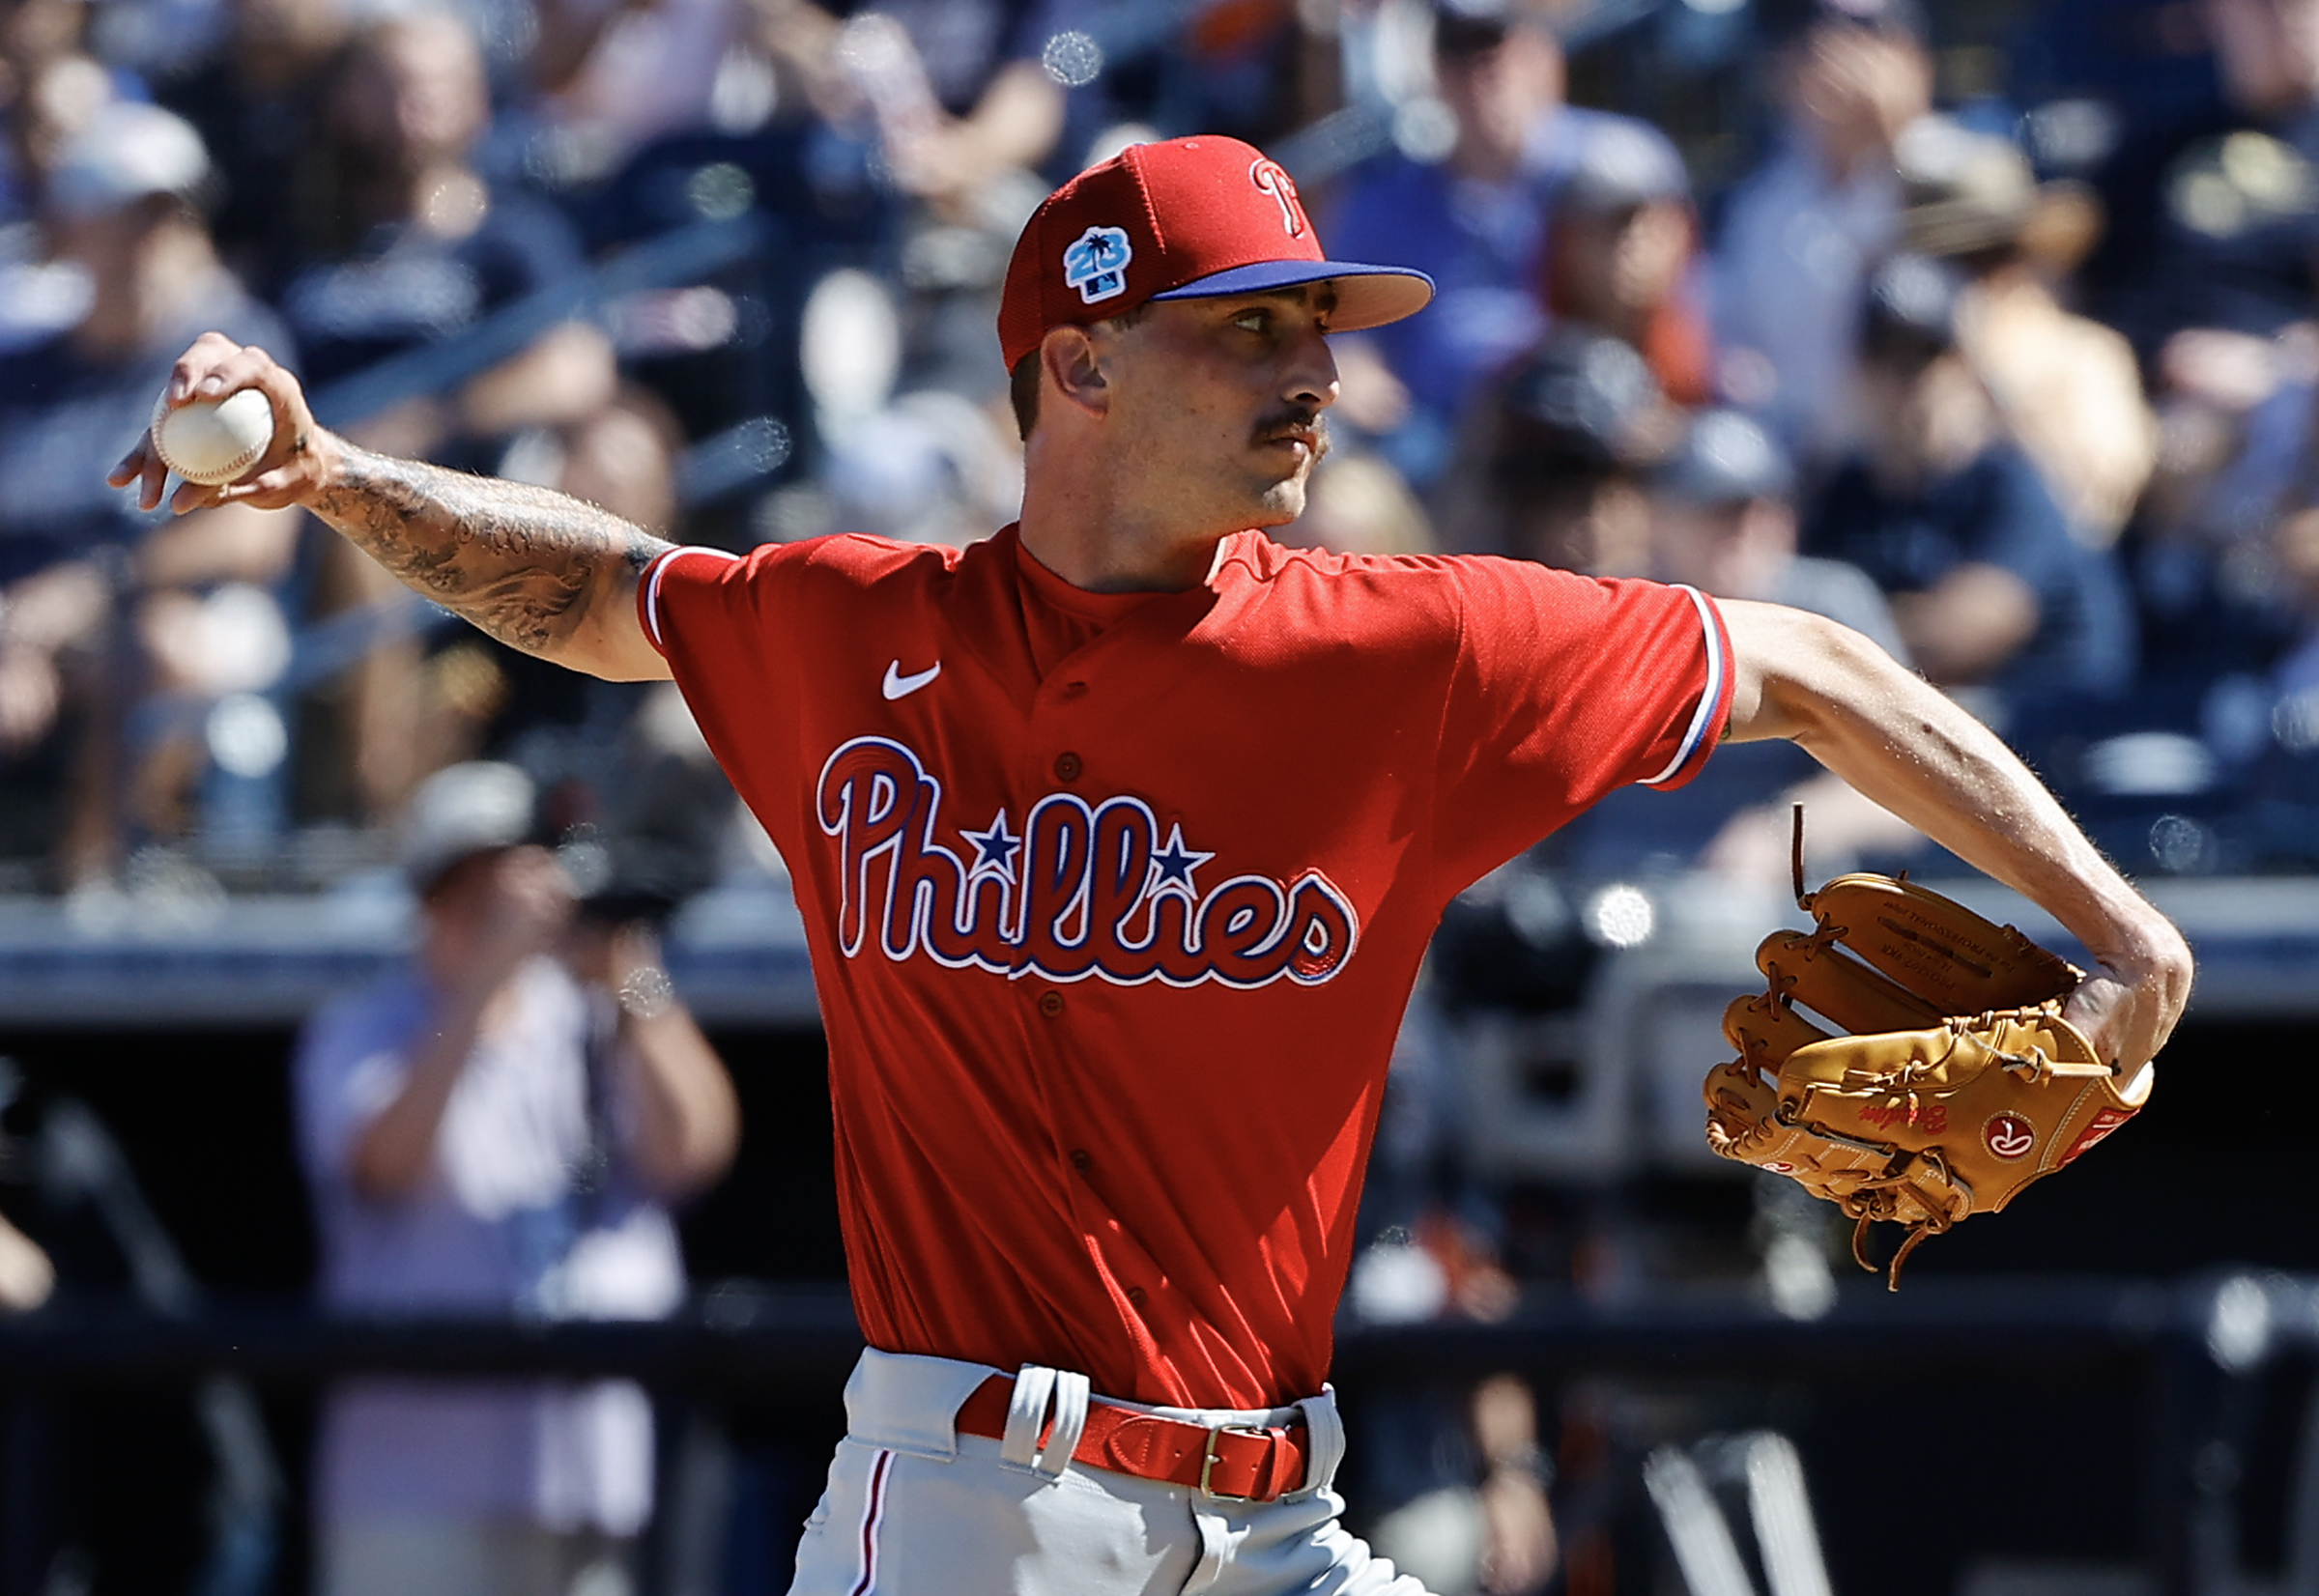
[1249,159,1308,237]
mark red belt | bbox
[954,1375,1310,1502]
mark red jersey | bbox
[640,527,1732,1408]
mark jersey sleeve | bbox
[635,541,809,850]
[1432,559,1733,892]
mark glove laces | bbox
[1842,1149,1967,1292]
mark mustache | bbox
[1252,409,1330,461]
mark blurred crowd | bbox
[5,0,2319,1589]
[0,0,2315,900]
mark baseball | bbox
[151,387,276,486]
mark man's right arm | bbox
[110,333,673,683]
[1720,599,2193,1072]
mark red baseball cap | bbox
[997,135,1434,369]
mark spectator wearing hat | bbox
[1801,254,2136,719]
[1651,407,1904,655]
[294,760,739,1596]
[1325,2,1684,486]
[1616,407,1929,883]
[0,100,299,883]
[1709,0,1931,462]
[1542,118,1715,406]
[1895,116,2156,545]
[1446,325,1679,573]
[1549,407,1924,879]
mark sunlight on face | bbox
[1095,286,1341,534]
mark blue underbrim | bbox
[1148,259,1436,332]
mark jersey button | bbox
[1069,1148,1092,1171]
[1126,1286,1148,1307]
[1061,681,1088,700]
[1039,989,1067,1017]
[1052,752,1083,783]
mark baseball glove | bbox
[1702,817,2154,1289]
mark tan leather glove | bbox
[1704,869,2154,1288]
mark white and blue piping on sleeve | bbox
[639,545,741,653]
[1635,584,1729,788]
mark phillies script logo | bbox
[816,736,1360,988]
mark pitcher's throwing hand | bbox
[110,332,336,514]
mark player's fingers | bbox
[168,478,226,516]
[2058,978,2118,1061]
[154,339,297,506]
[108,439,168,510]
[177,344,281,410]
[139,447,171,511]
[215,458,314,508]
[163,330,250,406]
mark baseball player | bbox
[116,135,2192,1596]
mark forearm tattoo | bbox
[311,444,671,658]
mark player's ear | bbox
[1042,327,1110,421]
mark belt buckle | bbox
[1198,1423,1273,1502]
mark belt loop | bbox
[1035,1369,1090,1478]
[1001,1364,1057,1469]
[1292,1384,1346,1496]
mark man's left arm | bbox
[1721,599,2193,1071]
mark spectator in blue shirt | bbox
[1801,255,2136,720]
[1325,1,1682,487]
[1597,407,1929,886]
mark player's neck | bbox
[1016,517,1227,595]
[1017,449,1235,594]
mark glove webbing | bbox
[1789,802,1990,1291]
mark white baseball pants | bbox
[785,1348,1437,1596]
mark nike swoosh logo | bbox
[882,660,942,700]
